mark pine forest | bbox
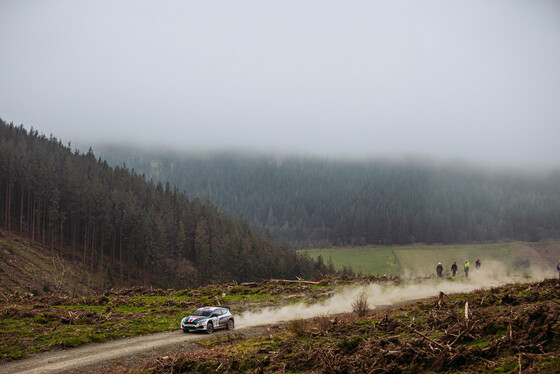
[0,119,328,290]
[96,145,560,248]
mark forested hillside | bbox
[0,119,330,291]
[94,145,560,248]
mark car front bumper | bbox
[182,323,207,331]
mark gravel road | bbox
[0,326,274,374]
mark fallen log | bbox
[450,320,480,346]
[407,326,452,352]
[269,279,321,285]
[240,279,321,286]
[240,282,258,287]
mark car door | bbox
[217,309,228,328]
[210,309,221,328]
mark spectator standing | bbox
[451,262,458,277]
[436,263,443,278]
[464,261,470,277]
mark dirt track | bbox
[0,326,273,374]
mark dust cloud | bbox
[235,261,554,329]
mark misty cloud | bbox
[1,1,559,168]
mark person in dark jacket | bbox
[436,262,443,278]
[451,262,458,277]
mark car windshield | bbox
[192,308,213,317]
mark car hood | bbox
[184,315,209,323]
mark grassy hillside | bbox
[0,230,101,298]
[301,241,560,277]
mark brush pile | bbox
[133,278,560,373]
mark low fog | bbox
[1,1,560,168]
[236,261,554,328]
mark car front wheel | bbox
[206,322,214,334]
[182,329,189,333]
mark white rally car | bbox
[181,306,235,334]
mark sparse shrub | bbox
[34,312,58,324]
[287,319,309,337]
[98,295,110,305]
[340,266,355,278]
[315,313,333,331]
[352,292,369,317]
[337,335,364,353]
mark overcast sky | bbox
[1,1,559,168]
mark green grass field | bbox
[301,247,399,276]
[300,241,559,277]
